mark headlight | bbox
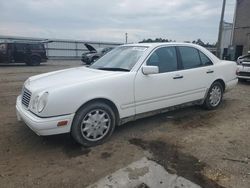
[32,95,39,110]
[37,92,49,113]
[31,92,49,113]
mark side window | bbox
[15,44,26,51]
[178,47,201,69]
[199,51,213,66]
[29,44,43,50]
[147,47,178,73]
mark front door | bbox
[134,46,186,114]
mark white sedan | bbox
[237,53,250,81]
[16,43,238,146]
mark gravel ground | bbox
[0,60,249,188]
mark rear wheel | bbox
[203,82,223,110]
[26,56,41,66]
[71,102,116,147]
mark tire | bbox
[71,102,116,147]
[203,82,223,110]
[26,56,41,66]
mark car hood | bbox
[25,67,120,92]
[85,43,97,52]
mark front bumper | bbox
[16,96,75,136]
[238,65,250,79]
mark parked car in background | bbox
[16,43,238,146]
[237,52,250,81]
[0,42,48,66]
[81,43,114,65]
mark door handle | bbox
[206,70,214,74]
[173,75,183,79]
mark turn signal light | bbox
[57,120,68,127]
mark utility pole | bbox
[230,0,238,46]
[217,0,226,58]
[125,33,128,44]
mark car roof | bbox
[0,41,44,44]
[122,42,202,48]
[123,42,206,47]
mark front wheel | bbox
[71,102,116,147]
[203,82,223,110]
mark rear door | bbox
[176,46,215,99]
[13,43,27,62]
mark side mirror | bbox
[142,65,159,75]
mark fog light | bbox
[57,121,68,127]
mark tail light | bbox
[236,68,239,76]
[0,44,7,54]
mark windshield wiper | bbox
[96,67,130,72]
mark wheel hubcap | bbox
[209,85,222,107]
[81,109,111,141]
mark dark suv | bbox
[0,42,48,66]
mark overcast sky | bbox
[0,0,236,43]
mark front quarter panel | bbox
[39,72,136,119]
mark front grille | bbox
[242,63,250,67]
[239,72,250,77]
[22,88,32,108]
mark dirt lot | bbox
[0,60,249,188]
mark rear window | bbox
[29,44,44,50]
[15,43,26,51]
[199,51,213,66]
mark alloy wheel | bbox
[80,109,111,141]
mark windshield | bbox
[90,46,148,71]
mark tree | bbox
[139,38,215,47]
[139,38,171,43]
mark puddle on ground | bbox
[129,138,225,188]
[63,143,91,158]
[134,182,150,188]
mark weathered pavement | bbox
[87,157,201,188]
